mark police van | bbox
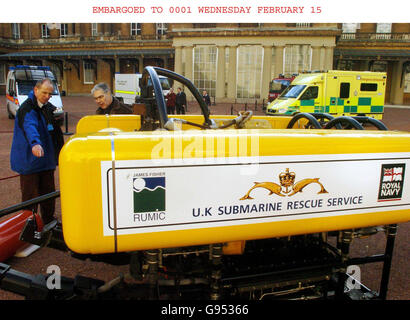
[6,65,64,122]
[265,70,387,119]
[114,73,172,105]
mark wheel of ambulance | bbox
[323,116,364,130]
[287,112,322,129]
[352,116,388,131]
[310,113,342,129]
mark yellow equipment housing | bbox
[59,114,410,255]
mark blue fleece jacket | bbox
[10,91,57,175]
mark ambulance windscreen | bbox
[280,85,306,99]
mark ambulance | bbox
[114,73,172,105]
[265,70,387,119]
[5,65,64,123]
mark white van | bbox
[114,73,172,105]
[6,65,64,123]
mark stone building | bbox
[0,23,409,105]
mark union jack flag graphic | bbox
[378,164,405,201]
[383,167,403,182]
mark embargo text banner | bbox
[1,0,407,23]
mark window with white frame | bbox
[236,45,263,99]
[91,23,98,36]
[83,62,94,84]
[342,23,360,33]
[341,23,360,39]
[193,45,217,97]
[41,24,50,38]
[11,23,20,39]
[284,44,312,75]
[376,23,392,39]
[376,23,392,33]
[156,23,167,36]
[131,23,141,36]
[60,23,68,37]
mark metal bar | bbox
[0,262,48,298]
[347,254,386,266]
[0,191,60,218]
[142,66,169,128]
[379,224,398,300]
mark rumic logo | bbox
[133,176,166,213]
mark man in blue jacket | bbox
[10,78,64,224]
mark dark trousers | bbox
[20,170,55,224]
[167,105,176,114]
[176,104,185,114]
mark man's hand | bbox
[32,144,44,157]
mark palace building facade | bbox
[0,23,409,105]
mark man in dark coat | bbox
[10,78,64,224]
[92,82,133,115]
[202,90,211,114]
[165,87,176,114]
[175,87,187,115]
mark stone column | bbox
[184,46,194,100]
[390,60,405,105]
[261,45,273,102]
[74,23,81,36]
[324,46,335,71]
[311,46,321,71]
[274,45,285,77]
[114,57,120,73]
[216,46,226,101]
[174,46,183,77]
[227,46,237,102]
[138,57,144,73]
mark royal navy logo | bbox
[240,168,328,200]
[378,164,405,202]
[133,177,166,213]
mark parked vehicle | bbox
[6,65,64,123]
[114,73,172,105]
[268,74,296,102]
[265,70,387,119]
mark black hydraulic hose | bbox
[142,66,169,128]
[287,112,322,129]
[310,112,342,129]
[0,191,60,218]
[152,67,212,126]
[353,116,388,130]
[323,116,364,130]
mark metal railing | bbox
[340,33,410,41]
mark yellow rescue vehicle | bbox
[266,70,387,119]
[0,67,408,301]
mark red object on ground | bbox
[0,210,44,262]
